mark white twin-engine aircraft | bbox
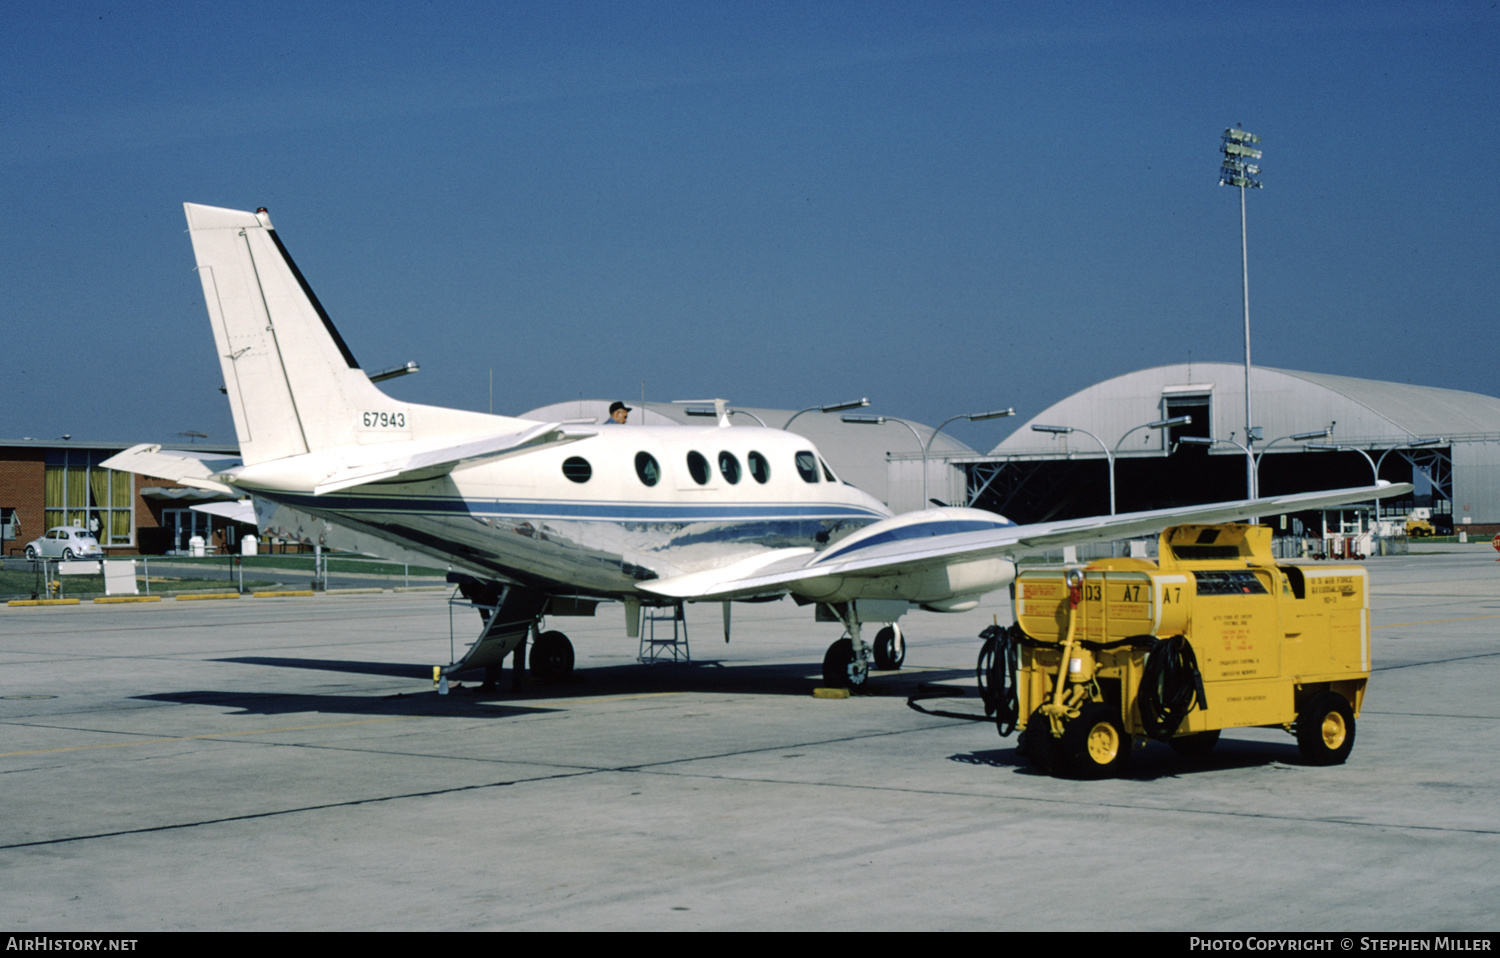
[107,203,1408,689]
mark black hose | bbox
[1137,634,1207,740]
[977,623,1021,736]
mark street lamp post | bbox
[1254,427,1334,487]
[1179,435,1256,504]
[784,398,869,430]
[1310,437,1446,530]
[1307,442,1379,539]
[842,415,927,506]
[1032,424,1113,514]
[1221,126,1263,500]
[924,408,1015,506]
[1110,416,1193,513]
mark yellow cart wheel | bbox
[1058,703,1130,779]
[1296,691,1356,766]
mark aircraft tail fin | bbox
[183,203,527,468]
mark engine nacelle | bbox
[794,557,1016,607]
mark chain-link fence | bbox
[0,554,451,600]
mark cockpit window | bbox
[635,452,661,487]
[718,451,741,484]
[795,451,819,483]
[820,457,837,482]
[562,457,592,483]
[748,451,770,484]
[686,451,710,485]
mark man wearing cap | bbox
[607,401,631,424]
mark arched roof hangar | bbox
[961,364,1500,530]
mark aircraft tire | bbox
[530,630,574,684]
[872,625,905,670]
[821,638,866,689]
[1056,703,1130,779]
[1297,691,1355,766]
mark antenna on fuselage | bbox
[673,398,732,428]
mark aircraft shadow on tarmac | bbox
[950,736,1314,781]
[133,688,561,718]
[133,658,980,717]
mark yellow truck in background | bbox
[984,523,1368,778]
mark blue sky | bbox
[4,1,1496,452]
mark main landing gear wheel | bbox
[1056,702,1131,779]
[873,625,905,671]
[1297,691,1355,766]
[530,630,574,684]
[821,638,868,689]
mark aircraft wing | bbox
[638,482,1412,602]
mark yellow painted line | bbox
[93,596,163,604]
[1374,613,1500,629]
[252,590,316,598]
[176,593,241,601]
[0,716,418,758]
[7,599,81,607]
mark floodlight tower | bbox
[1220,125,1263,498]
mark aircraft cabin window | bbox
[635,452,661,487]
[718,451,741,484]
[748,451,770,484]
[562,457,592,483]
[686,451,711,485]
[795,451,820,483]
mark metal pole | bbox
[1241,183,1256,500]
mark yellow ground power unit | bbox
[979,523,1369,778]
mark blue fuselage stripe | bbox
[267,491,884,522]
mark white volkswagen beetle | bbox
[24,526,103,560]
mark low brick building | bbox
[0,440,245,556]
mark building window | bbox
[1162,390,1213,448]
[44,449,134,546]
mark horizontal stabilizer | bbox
[101,444,243,495]
[190,499,256,524]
